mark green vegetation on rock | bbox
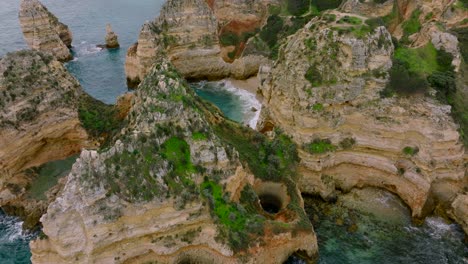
[304,139,336,154]
[78,94,121,141]
[402,10,422,38]
[201,180,264,251]
[402,146,419,156]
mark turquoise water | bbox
[300,189,468,264]
[0,0,164,104]
[191,80,261,128]
[0,211,36,264]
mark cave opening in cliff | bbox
[259,193,282,214]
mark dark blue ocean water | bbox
[0,1,466,263]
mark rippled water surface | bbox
[0,0,165,103]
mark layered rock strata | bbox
[0,50,91,227]
[258,12,466,221]
[19,0,73,62]
[125,0,272,87]
[30,59,317,263]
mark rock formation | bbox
[30,59,318,263]
[105,24,120,49]
[125,0,273,87]
[0,50,91,227]
[19,0,73,62]
[258,10,466,223]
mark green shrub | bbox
[305,65,322,87]
[192,132,207,141]
[403,146,419,156]
[381,58,428,96]
[312,103,323,111]
[394,43,439,75]
[338,16,363,25]
[287,0,310,16]
[219,32,240,46]
[211,119,299,182]
[365,17,385,30]
[78,94,121,141]
[304,139,336,154]
[311,0,343,11]
[259,15,284,48]
[402,10,422,37]
[339,138,356,149]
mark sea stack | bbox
[105,24,120,49]
[18,0,73,62]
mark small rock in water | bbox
[105,24,119,49]
[251,107,258,112]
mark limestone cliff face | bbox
[125,0,272,87]
[0,50,90,227]
[341,0,467,70]
[258,12,466,220]
[19,0,73,62]
[31,59,317,263]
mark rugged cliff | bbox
[31,59,318,263]
[19,0,73,62]
[125,0,273,87]
[0,50,91,227]
[258,10,466,225]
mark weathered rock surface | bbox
[19,0,73,62]
[450,193,468,235]
[125,0,272,87]
[31,59,317,263]
[258,12,466,222]
[105,24,119,49]
[0,50,91,227]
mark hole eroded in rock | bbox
[259,193,283,214]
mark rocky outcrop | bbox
[19,0,73,62]
[105,24,119,49]
[450,193,468,236]
[31,59,317,263]
[258,11,466,221]
[340,0,394,18]
[0,50,91,227]
[125,0,272,87]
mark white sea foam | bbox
[424,217,456,239]
[216,80,261,129]
[73,41,103,57]
[0,214,26,242]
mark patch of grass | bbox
[201,180,264,251]
[337,16,363,25]
[191,132,207,141]
[402,146,419,156]
[402,10,422,37]
[304,138,336,154]
[161,137,196,177]
[394,43,439,75]
[312,103,323,111]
